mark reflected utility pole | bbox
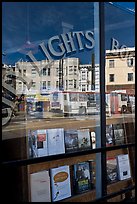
[59,59,64,91]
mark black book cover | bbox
[64,129,79,153]
[73,161,92,194]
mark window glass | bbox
[105,1,135,193]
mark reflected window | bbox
[109,60,115,68]
[48,68,50,76]
[32,82,36,89]
[42,81,46,89]
[56,67,59,76]
[42,68,46,76]
[56,81,59,88]
[128,73,133,81]
[23,70,26,76]
[47,81,50,89]
[127,58,134,67]
[74,79,77,89]
[109,74,114,82]
[82,84,86,91]
[32,68,36,76]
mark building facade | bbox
[105,47,135,94]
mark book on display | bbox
[64,129,79,153]
[47,128,65,156]
[28,129,48,158]
[113,124,125,145]
[106,124,114,146]
[73,161,92,194]
[107,157,118,184]
[77,129,92,150]
[50,165,71,202]
[30,170,51,202]
[116,154,131,180]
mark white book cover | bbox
[90,132,96,149]
[30,170,51,202]
[77,129,91,150]
[36,129,48,157]
[116,154,131,180]
[50,165,71,202]
[47,128,65,156]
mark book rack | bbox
[2,115,135,202]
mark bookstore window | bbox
[105,1,135,202]
[2,2,135,203]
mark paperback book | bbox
[64,129,79,153]
[107,157,118,184]
[106,124,114,146]
[73,161,92,194]
[36,129,48,157]
[90,131,96,149]
[113,124,125,145]
[77,129,92,150]
[30,170,51,202]
[116,154,131,180]
[28,129,48,158]
[47,128,65,156]
[50,165,71,202]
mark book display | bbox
[2,120,135,202]
[2,2,135,203]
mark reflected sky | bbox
[2,2,135,65]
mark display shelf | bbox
[2,115,135,202]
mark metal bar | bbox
[2,143,135,167]
[99,2,107,197]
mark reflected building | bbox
[14,47,135,97]
[105,47,135,95]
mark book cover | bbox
[28,130,38,158]
[64,129,79,153]
[113,124,125,145]
[36,129,48,157]
[30,170,51,202]
[77,129,92,150]
[47,128,65,156]
[88,159,96,189]
[50,165,71,202]
[73,161,92,194]
[90,131,96,149]
[106,124,114,146]
[116,154,131,180]
[28,129,48,158]
[107,157,118,184]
